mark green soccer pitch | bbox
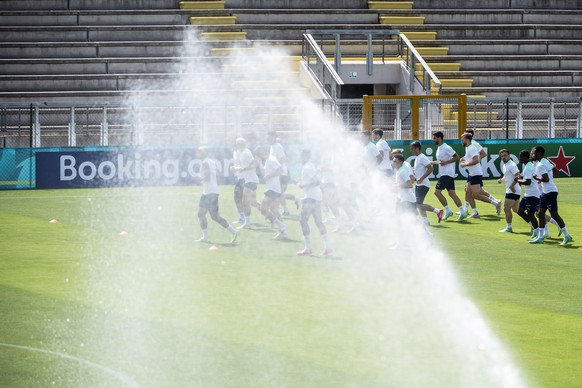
[0,179,580,387]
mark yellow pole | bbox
[411,96,420,140]
[458,94,467,138]
[362,95,372,132]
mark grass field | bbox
[0,178,580,387]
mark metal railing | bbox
[399,33,442,95]
[302,33,344,101]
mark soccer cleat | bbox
[499,227,513,233]
[236,223,251,230]
[296,248,312,256]
[437,209,444,223]
[233,218,244,225]
[195,236,209,243]
[230,230,240,243]
[273,231,289,240]
[320,248,333,256]
[495,201,502,215]
[468,213,480,219]
[529,236,544,244]
[281,210,291,216]
[456,212,468,221]
[442,210,454,221]
[560,235,573,246]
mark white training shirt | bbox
[535,158,558,194]
[300,161,323,201]
[413,153,431,188]
[364,142,380,167]
[376,139,393,171]
[464,143,483,176]
[395,163,417,203]
[201,157,219,195]
[269,142,289,176]
[436,143,457,177]
[264,155,282,194]
[238,148,259,184]
[521,162,540,198]
[502,159,521,195]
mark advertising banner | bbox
[0,139,579,190]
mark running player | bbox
[497,149,521,233]
[297,149,332,256]
[195,146,239,243]
[431,131,467,221]
[255,147,288,240]
[515,149,541,239]
[372,128,393,176]
[459,132,501,218]
[232,137,260,229]
[409,141,443,225]
[529,146,573,245]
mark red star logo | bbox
[547,146,576,176]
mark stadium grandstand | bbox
[1,0,581,147]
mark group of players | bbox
[194,128,573,255]
[384,129,573,246]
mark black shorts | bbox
[234,178,245,197]
[467,175,483,186]
[519,196,540,213]
[435,175,455,191]
[279,175,290,186]
[244,182,258,191]
[505,193,520,201]
[199,193,219,213]
[264,190,281,199]
[415,185,430,205]
[540,191,559,212]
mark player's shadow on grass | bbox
[476,215,501,222]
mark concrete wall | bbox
[0,0,177,10]
[225,0,368,9]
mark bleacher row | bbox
[1,0,582,103]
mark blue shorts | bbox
[505,193,520,201]
[415,185,430,205]
[435,175,455,191]
[540,191,559,212]
[467,175,483,186]
[519,196,540,213]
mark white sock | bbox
[464,201,469,212]
[227,225,236,233]
[472,208,478,215]
[423,217,429,224]
[304,235,311,249]
[202,229,208,238]
[445,205,452,212]
[322,233,330,249]
[544,224,549,234]
[244,215,251,224]
[432,208,440,214]
[562,227,570,237]
[274,219,285,231]
[507,223,512,228]
[537,228,544,238]
[458,206,465,214]
[548,217,559,227]
[491,199,499,207]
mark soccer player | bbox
[362,131,381,168]
[515,149,541,239]
[232,137,260,229]
[230,139,245,224]
[460,130,500,218]
[195,146,239,243]
[409,141,443,225]
[529,146,573,245]
[266,131,299,215]
[255,147,288,240]
[431,131,467,221]
[372,128,393,176]
[392,153,418,215]
[497,149,521,233]
[459,132,502,217]
[297,149,332,256]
